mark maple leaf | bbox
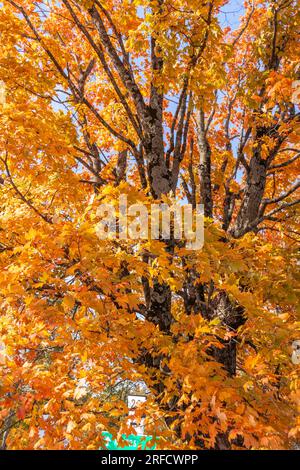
[0,0,299,451]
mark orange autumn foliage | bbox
[0,0,299,450]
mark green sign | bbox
[102,432,157,450]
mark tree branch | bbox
[0,152,53,224]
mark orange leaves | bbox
[0,0,299,452]
[66,420,77,434]
[16,406,26,421]
[62,294,76,312]
[73,381,88,401]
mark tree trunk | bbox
[231,147,267,238]
[197,109,213,218]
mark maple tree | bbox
[0,0,299,450]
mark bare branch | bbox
[231,1,255,48]
[8,0,136,150]
[87,3,148,122]
[62,0,142,137]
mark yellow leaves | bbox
[28,427,38,439]
[0,0,299,452]
[66,420,76,434]
[33,438,46,450]
[206,423,218,447]
[81,350,88,363]
[101,401,127,418]
[228,428,241,442]
[73,385,88,402]
[243,381,254,392]
[81,422,92,433]
[243,433,259,449]
[244,353,262,371]
[25,227,37,241]
[109,409,124,418]
[251,94,263,105]
[260,135,277,159]
[228,181,241,195]
[235,403,246,415]
[116,293,140,310]
[62,294,76,311]
[288,414,300,439]
[215,408,227,426]
[81,413,97,425]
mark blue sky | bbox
[219,0,245,30]
[51,0,247,174]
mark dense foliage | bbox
[0,0,299,449]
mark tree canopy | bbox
[0,0,299,449]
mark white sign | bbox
[128,394,146,409]
[292,340,300,365]
[0,81,6,105]
[127,395,146,436]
